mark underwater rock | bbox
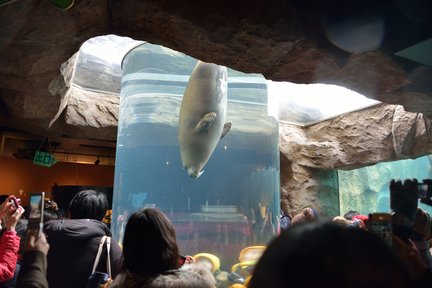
[178,61,231,178]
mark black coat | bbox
[44,219,123,288]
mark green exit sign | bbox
[33,151,58,167]
[1,0,74,10]
[49,0,74,10]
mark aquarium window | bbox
[338,154,432,216]
[72,35,143,94]
[269,81,381,127]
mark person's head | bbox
[333,216,366,230]
[43,209,59,222]
[122,207,179,278]
[249,221,412,288]
[343,210,360,220]
[290,207,317,226]
[68,190,108,221]
[332,216,352,226]
[0,195,9,204]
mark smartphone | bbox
[368,213,392,246]
[27,192,45,236]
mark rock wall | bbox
[280,104,432,216]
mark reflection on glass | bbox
[73,35,143,94]
[73,35,379,128]
[272,81,380,127]
[338,155,432,215]
[29,195,42,218]
[113,43,280,270]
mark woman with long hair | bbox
[110,208,214,288]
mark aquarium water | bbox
[339,155,432,215]
[112,43,280,270]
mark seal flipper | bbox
[194,112,217,133]
[220,122,232,139]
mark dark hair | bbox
[343,210,360,220]
[249,221,412,288]
[0,195,8,204]
[43,209,59,222]
[122,208,179,278]
[68,190,108,221]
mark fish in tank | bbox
[113,43,280,272]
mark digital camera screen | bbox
[418,183,429,199]
[29,195,42,219]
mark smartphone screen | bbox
[418,183,429,199]
[28,192,45,236]
[368,213,392,246]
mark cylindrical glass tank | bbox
[113,43,279,270]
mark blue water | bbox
[339,155,432,215]
[113,55,280,270]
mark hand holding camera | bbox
[10,196,20,210]
[389,178,432,244]
[4,205,25,232]
[27,192,45,237]
[390,179,419,222]
[25,232,50,256]
[0,195,25,232]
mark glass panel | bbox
[73,35,143,94]
[113,43,280,271]
[338,155,432,216]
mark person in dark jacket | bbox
[44,190,123,288]
[16,231,50,288]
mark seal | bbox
[178,61,231,178]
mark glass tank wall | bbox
[338,155,432,216]
[113,43,280,270]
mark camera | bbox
[418,179,432,206]
[10,197,19,210]
[368,213,392,246]
[28,192,45,237]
